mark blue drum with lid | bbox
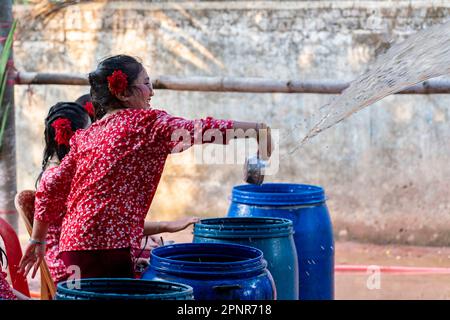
[141,243,276,300]
[227,183,334,300]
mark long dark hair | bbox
[0,247,7,268]
[35,102,90,187]
[88,55,143,119]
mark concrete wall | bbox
[12,1,450,245]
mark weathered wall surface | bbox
[12,1,450,245]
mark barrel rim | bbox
[56,278,194,300]
[231,183,326,206]
[149,243,268,277]
[194,217,294,238]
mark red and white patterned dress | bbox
[0,270,16,300]
[37,167,69,283]
[34,108,233,258]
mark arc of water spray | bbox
[287,19,450,156]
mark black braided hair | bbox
[0,246,7,268]
[88,55,143,119]
[35,102,90,188]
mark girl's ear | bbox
[115,91,131,102]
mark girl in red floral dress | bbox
[36,101,93,284]
[19,55,272,280]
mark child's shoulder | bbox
[40,166,60,184]
[129,108,168,117]
[123,108,172,123]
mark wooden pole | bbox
[14,71,450,94]
[0,0,17,231]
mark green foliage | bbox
[0,20,17,150]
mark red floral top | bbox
[39,167,69,283]
[34,108,233,254]
[0,270,16,300]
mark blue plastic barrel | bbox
[55,278,194,300]
[227,183,334,300]
[141,243,276,300]
[193,217,298,300]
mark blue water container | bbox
[227,183,334,300]
[55,278,194,300]
[141,243,276,300]
[193,217,298,300]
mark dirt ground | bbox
[24,226,450,300]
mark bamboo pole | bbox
[14,71,450,94]
[0,0,17,231]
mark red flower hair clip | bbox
[52,118,73,146]
[83,101,95,119]
[107,70,128,96]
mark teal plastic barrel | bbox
[193,217,298,300]
[55,278,194,300]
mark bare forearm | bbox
[233,121,260,131]
[31,219,49,242]
[144,221,169,235]
[144,217,199,235]
[230,121,272,159]
[231,121,258,137]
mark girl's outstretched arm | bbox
[152,110,272,159]
[230,121,272,160]
[144,217,200,235]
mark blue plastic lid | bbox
[231,183,326,206]
[194,217,294,238]
[150,243,268,278]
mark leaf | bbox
[0,102,11,150]
[0,68,7,110]
[0,20,17,92]
[0,20,17,149]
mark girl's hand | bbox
[257,123,272,161]
[166,217,200,233]
[148,235,162,248]
[18,242,46,278]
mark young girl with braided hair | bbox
[36,101,93,283]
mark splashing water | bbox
[290,20,450,154]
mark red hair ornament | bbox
[52,118,73,146]
[83,101,95,119]
[107,70,128,96]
